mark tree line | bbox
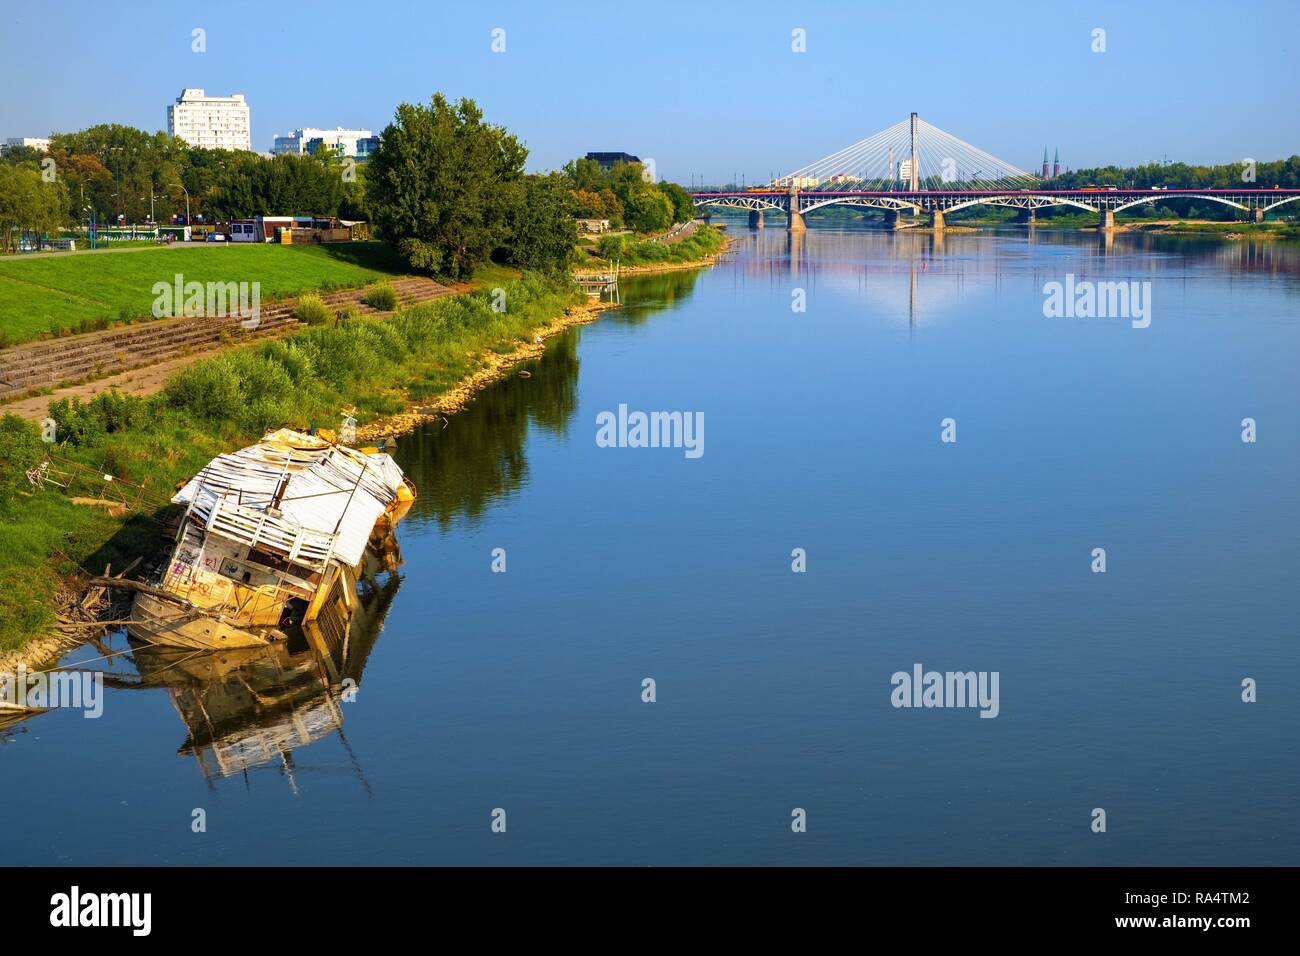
[1051,156,1300,190]
[1,92,702,275]
[1,126,365,227]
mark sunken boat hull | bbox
[128,428,415,651]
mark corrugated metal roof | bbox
[173,429,407,569]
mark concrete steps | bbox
[0,277,449,399]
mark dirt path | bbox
[4,351,239,421]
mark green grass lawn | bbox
[0,241,410,346]
[584,224,727,267]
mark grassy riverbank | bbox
[0,272,584,656]
[582,223,727,269]
[0,242,408,346]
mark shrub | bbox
[335,305,358,325]
[362,283,398,312]
[595,234,625,260]
[0,415,43,502]
[46,392,146,447]
[294,294,332,325]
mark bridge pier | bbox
[1252,208,1265,224]
[749,209,764,229]
[788,208,806,232]
[931,209,945,231]
[885,209,900,231]
[1099,208,1116,230]
[1016,207,1037,225]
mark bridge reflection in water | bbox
[719,218,1300,336]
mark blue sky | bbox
[2,0,1296,182]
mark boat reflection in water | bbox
[119,553,400,786]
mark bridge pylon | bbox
[787,185,806,232]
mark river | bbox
[5,223,1298,865]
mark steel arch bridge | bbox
[690,113,1300,230]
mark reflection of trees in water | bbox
[610,268,705,325]
[396,331,582,531]
[395,277,698,531]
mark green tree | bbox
[0,163,69,253]
[657,181,696,224]
[208,152,344,220]
[570,186,623,226]
[506,173,577,275]
[622,181,674,232]
[366,94,526,280]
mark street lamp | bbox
[108,146,123,220]
[173,182,190,227]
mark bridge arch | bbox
[942,196,1098,215]
[1112,193,1248,214]
[1261,194,1300,214]
[798,196,923,216]
[693,196,784,213]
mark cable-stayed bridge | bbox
[691,113,1300,230]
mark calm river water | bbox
[6,224,1299,865]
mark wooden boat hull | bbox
[127,592,274,650]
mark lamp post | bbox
[108,146,123,220]
[173,181,190,227]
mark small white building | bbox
[168,89,252,152]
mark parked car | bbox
[206,232,226,242]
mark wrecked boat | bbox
[125,428,415,651]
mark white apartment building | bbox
[167,89,251,151]
[3,137,50,153]
[271,127,377,159]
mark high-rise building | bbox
[167,89,251,152]
[272,127,376,159]
[1052,148,1060,179]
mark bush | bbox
[362,283,399,311]
[294,294,332,325]
[595,234,625,260]
[0,415,42,503]
[335,305,359,325]
[47,392,145,447]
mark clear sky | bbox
[2,0,1297,182]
